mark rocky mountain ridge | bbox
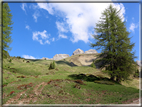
[41,48,98,61]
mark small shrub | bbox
[17,56,21,59]
[26,61,30,63]
[49,61,56,70]
[9,59,12,63]
[90,62,96,68]
[23,59,25,62]
[134,69,139,78]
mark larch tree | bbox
[2,3,13,58]
[90,4,137,83]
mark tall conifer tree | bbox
[91,4,137,83]
[2,3,13,58]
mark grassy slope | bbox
[2,56,140,104]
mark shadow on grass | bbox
[68,73,121,84]
[56,60,77,67]
[24,59,41,62]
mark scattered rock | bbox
[85,49,98,54]
[72,48,84,55]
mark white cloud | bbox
[22,55,36,59]
[25,25,30,30]
[29,4,38,10]
[36,3,126,43]
[33,11,40,22]
[129,23,138,32]
[52,38,55,41]
[32,30,50,45]
[56,21,68,33]
[21,3,27,13]
[45,40,50,44]
[37,3,54,15]
[59,34,67,39]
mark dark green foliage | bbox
[9,59,12,63]
[2,3,13,58]
[90,62,96,68]
[23,59,25,62]
[134,69,139,78]
[90,4,137,83]
[17,56,21,59]
[49,61,56,70]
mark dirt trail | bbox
[34,82,47,95]
[130,98,141,104]
[5,82,48,104]
[5,90,27,104]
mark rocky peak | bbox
[72,48,84,55]
[53,54,69,60]
[85,49,98,54]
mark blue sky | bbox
[6,1,140,61]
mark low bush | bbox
[134,69,139,78]
[9,59,12,63]
[17,56,21,59]
[90,62,96,68]
[49,61,56,70]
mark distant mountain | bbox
[41,48,98,60]
[53,54,69,60]
[85,49,98,54]
[72,48,84,55]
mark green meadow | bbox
[2,55,140,104]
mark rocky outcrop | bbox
[53,54,69,60]
[136,60,142,66]
[72,48,84,55]
[85,49,98,54]
[41,57,49,60]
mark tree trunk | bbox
[110,75,115,81]
[116,76,121,83]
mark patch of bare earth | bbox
[5,90,27,104]
[5,82,48,104]
[122,97,141,104]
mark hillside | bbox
[2,56,140,104]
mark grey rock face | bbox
[72,48,84,55]
[85,49,98,54]
[53,54,69,60]
[136,60,142,66]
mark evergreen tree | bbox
[2,3,13,58]
[90,4,137,83]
